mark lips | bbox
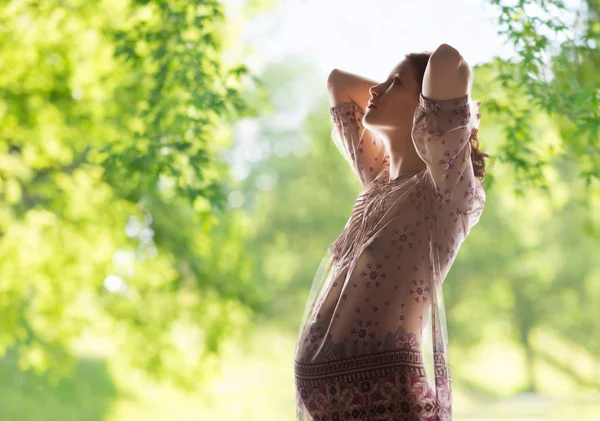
[367,99,377,108]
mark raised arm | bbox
[412,44,483,209]
[327,68,376,112]
[327,69,390,187]
[422,43,471,101]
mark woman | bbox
[293,44,491,421]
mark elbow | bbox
[423,44,472,100]
[434,43,460,56]
[327,68,344,91]
[431,43,467,68]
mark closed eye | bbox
[392,76,401,85]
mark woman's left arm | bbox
[412,44,483,208]
[422,43,471,101]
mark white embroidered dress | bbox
[294,93,486,421]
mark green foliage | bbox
[0,350,117,421]
[0,0,269,386]
[489,0,600,192]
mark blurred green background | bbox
[0,0,599,420]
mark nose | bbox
[369,82,384,100]
[369,85,378,99]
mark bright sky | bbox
[220,0,584,189]
[238,0,516,79]
[237,0,585,74]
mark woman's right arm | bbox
[327,69,378,110]
[327,69,389,187]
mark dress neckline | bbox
[387,167,426,184]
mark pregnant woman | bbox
[294,43,491,421]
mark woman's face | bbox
[362,58,421,133]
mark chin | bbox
[362,110,375,125]
[362,113,381,131]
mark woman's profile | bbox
[294,43,491,420]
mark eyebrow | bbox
[386,68,404,81]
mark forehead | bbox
[387,58,412,79]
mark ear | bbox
[422,44,472,101]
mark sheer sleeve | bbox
[330,101,389,187]
[412,93,483,211]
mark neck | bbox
[380,129,427,181]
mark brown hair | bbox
[405,51,492,181]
